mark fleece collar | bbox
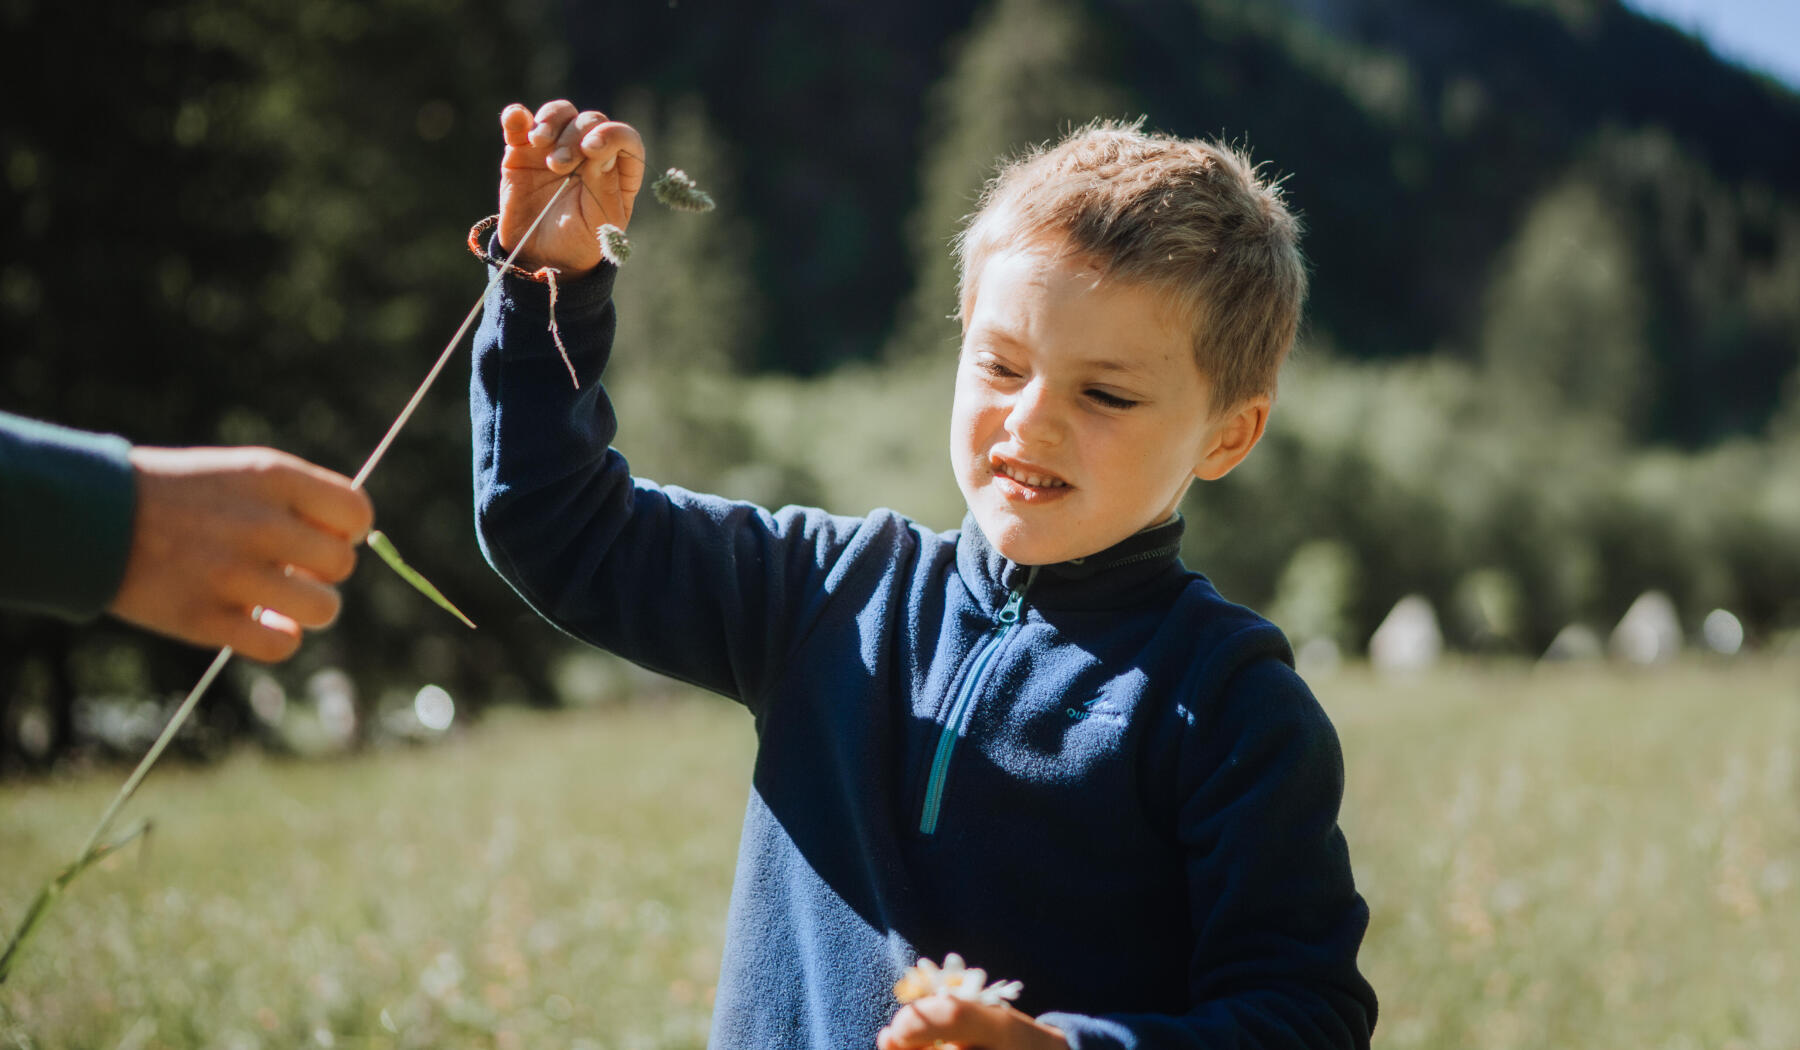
[954,512,1189,614]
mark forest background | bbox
[2,0,1798,762]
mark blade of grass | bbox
[0,819,154,983]
[367,530,477,628]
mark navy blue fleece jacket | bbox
[470,255,1377,1049]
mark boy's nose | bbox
[1004,380,1064,447]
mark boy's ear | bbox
[1193,395,1271,482]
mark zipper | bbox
[918,572,1034,834]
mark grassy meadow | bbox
[2,658,1796,1050]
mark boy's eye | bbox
[1087,389,1140,410]
[978,359,1020,379]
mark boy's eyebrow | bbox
[1086,358,1152,377]
[970,326,1028,349]
[972,328,1160,381]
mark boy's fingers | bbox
[579,121,647,224]
[879,999,1046,1050]
[881,1000,971,1048]
[563,110,606,146]
[549,109,607,174]
[529,99,578,147]
[579,120,643,170]
[501,103,533,146]
[532,99,578,124]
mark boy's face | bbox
[951,238,1253,566]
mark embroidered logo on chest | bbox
[1064,670,1146,723]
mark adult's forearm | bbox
[0,411,135,619]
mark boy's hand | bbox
[877,998,1068,1050]
[498,99,645,275]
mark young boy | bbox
[469,100,1377,1049]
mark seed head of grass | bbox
[598,224,632,267]
[652,168,715,213]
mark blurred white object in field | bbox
[378,684,457,740]
[1609,590,1682,664]
[248,673,287,724]
[1369,594,1442,672]
[1541,623,1604,662]
[1702,608,1745,655]
[308,668,359,747]
[413,684,456,731]
[1296,636,1343,678]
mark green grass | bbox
[2,659,1796,1049]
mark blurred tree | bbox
[609,93,761,383]
[566,0,983,374]
[887,0,1134,362]
[601,91,819,507]
[1,0,573,758]
[1265,539,1361,650]
[1584,128,1800,444]
[737,354,966,528]
[1479,172,1652,434]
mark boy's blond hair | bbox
[954,120,1306,414]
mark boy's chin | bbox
[972,509,1094,567]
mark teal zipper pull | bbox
[918,567,1038,835]
[996,566,1036,625]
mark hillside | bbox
[570,0,1800,444]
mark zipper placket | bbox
[918,570,1035,835]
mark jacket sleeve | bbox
[0,410,136,620]
[1039,656,1379,1049]
[469,254,871,712]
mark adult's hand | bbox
[108,446,374,662]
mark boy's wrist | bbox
[467,217,617,318]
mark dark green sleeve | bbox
[0,410,137,621]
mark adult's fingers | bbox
[258,452,375,541]
[246,509,359,584]
[219,561,344,631]
[193,605,304,663]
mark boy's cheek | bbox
[947,393,988,462]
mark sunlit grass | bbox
[1,701,753,1050]
[2,658,1796,1049]
[1330,658,1800,1050]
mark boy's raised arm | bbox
[471,101,875,710]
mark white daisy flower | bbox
[893,952,1023,1007]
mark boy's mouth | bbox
[991,456,1071,494]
